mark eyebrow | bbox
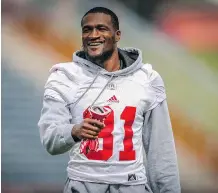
[82,24,110,29]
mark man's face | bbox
[81,13,120,62]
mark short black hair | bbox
[81,7,119,30]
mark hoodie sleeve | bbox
[142,72,181,192]
[38,69,78,155]
[143,101,181,193]
[38,95,77,155]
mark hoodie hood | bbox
[73,47,143,76]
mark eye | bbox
[98,27,107,31]
[82,28,91,33]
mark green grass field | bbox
[194,51,218,72]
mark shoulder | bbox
[50,62,82,76]
[141,63,165,90]
[45,62,80,93]
[140,63,166,110]
[48,62,86,84]
[140,63,164,84]
[44,62,81,102]
[133,63,165,87]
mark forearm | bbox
[143,100,181,193]
[39,122,75,155]
[38,96,77,155]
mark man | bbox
[38,7,180,193]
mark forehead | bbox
[82,13,113,27]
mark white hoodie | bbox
[38,48,180,192]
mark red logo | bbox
[107,95,119,103]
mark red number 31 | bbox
[83,106,136,161]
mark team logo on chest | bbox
[107,82,117,90]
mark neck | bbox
[103,48,120,72]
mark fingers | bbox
[82,133,97,139]
[73,118,105,140]
[83,125,99,136]
[84,118,105,128]
[82,122,100,132]
[83,123,100,135]
[80,127,98,139]
[79,121,102,139]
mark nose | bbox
[89,29,100,39]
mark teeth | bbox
[89,42,102,46]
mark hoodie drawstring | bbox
[66,71,100,108]
[66,72,114,109]
[90,74,114,107]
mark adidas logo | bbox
[107,95,119,103]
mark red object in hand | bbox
[80,139,99,154]
[80,106,111,155]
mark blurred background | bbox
[1,0,218,192]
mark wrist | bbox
[71,125,81,142]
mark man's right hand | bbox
[71,118,105,140]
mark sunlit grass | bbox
[193,51,218,71]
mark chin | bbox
[88,52,103,59]
[85,48,113,64]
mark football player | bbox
[38,7,181,193]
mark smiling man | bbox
[81,10,121,71]
[38,7,181,193]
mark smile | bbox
[88,41,104,47]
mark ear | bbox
[115,30,121,42]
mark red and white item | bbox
[80,106,112,155]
